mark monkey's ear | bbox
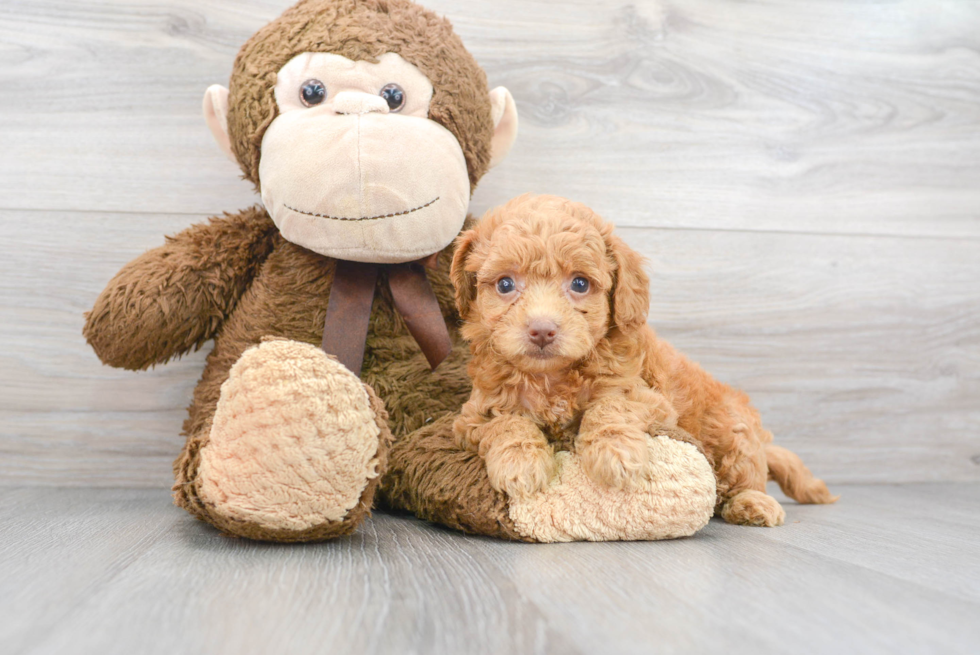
[203,85,237,164]
[488,87,518,169]
[450,228,481,319]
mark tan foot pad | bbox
[198,340,382,532]
[508,435,716,542]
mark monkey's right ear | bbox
[488,87,518,169]
[203,85,237,164]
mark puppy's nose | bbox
[527,319,558,348]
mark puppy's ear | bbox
[450,228,481,319]
[607,233,650,332]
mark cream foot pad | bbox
[198,340,382,532]
[508,435,716,542]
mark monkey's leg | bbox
[379,419,717,543]
[173,339,392,542]
[379,414,530,541]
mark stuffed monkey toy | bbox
[84,0,716,543]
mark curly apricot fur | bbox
[451,195,837,523]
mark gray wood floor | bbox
[2,483,978,655]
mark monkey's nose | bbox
[527,319,558,348]
[332,92,390,115]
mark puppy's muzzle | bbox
[527,319,558,349]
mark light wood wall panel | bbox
[1,0,978,486]
[2,210,977,485]
[2,1,978,235]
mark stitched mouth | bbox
[283,197,440,222]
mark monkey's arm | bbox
[83,206,279,370]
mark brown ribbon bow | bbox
[321,255,451,377]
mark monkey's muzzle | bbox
[259,112,470,264]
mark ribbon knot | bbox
[321,257,452,377]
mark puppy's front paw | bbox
[577,426,651,489]
[484,444,557,499]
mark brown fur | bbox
[227,0,494,192]
[153,214,475,538]
[379,414,531,541]
[450,195,838,525]
[84,0,491,541]
[83,206,279,371]
[83,1,717,542]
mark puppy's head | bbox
[451,194,649,374]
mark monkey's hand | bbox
[83,206,278,370]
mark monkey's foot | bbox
[195,339,391,541]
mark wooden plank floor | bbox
[1,483,978,655]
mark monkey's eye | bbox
[570,277,590,294]
[496,277,516,295]
[300,79,326,107]
[380,83,406,112]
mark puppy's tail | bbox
[766,444,839,504]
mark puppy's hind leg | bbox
[717,447,786,527]
[766,444,839,505]
[720,490,786,527]
[712,410,786,527]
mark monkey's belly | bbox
[362,332,472,439]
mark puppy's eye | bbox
[570,277,590,293]
[380,83,406,112]
[496,277,516,294]
[300,79,326,107]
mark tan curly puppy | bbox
[450,194,837,526]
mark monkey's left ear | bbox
[488,87,518,169]
[203,84,238,164]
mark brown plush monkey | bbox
[84,0,717,543]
